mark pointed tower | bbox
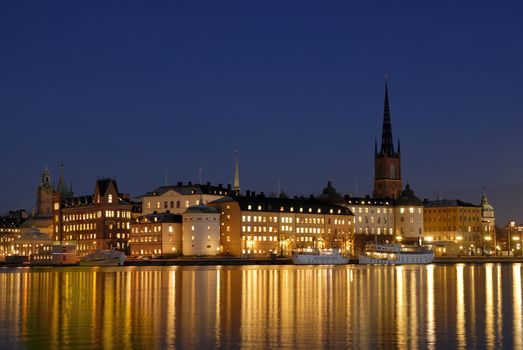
[480,191,495,247]
[55,163,73,198]
[373,81,402,199]
[36,164,53,216]
[233,150,240,195]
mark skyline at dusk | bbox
[2,1,523,224]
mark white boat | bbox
[80,250,127,266]
[358,243,434,265]
[293,249,349,265]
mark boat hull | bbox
[358,253,434,265]
[293,255,348,265]
[80,250,127,266]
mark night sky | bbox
[1,1,522,225]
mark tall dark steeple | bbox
[380,82,395,156]
[373,80,402,200]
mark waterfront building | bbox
[4,230,53,263]
[53,178,133,256]
[130,212,182,257]
[182,204,221,256]
[502,221,523,256]
[140,182,229,215]
[209,192,354,257]
[318,181,394,254]
[423,199,483,256]
[0,211,26,260]
[393,184,424,244]
[373,82,402,200]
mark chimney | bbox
[177,181,182,186]
[188,181,192,186]
[252,191,256,197]
[206,181,211,186]
[218,183,223,188]
[246,190,251,197]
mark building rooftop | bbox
[423,199,480,208]
[136,212,183,224]
[212,194,353,216]
[142,182,231,197]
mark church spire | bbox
[233,149,240,194]
[56,162,71,195]
[380,81,395,156]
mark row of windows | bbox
[146,200,205,210]
[357,227,394,234]
[425,216,480,222]
[425,226,481,232]
[243,235,279,242]
[131,225,175,234]
[246,205,343,215]
[62,211,131,221]
[353,207,393,214]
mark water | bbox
[0,264,522,349]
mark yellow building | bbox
[130,212,183,257]
[140,182,229,215]
[423,200,482,256]
[210,193,354,257]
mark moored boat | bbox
[358,243,434,265]
[80,250,127,266]
[293,248,349,265]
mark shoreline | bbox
[3,256,523,267]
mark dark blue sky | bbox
[1,1,522,224]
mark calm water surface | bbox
[1,264,522,349]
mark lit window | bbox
[108,194,113,203]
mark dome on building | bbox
[481,192,494,211]
[395,184,423,206]
[316,181,345,205]
[184,204,219,214]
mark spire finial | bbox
[233,149,240,194]
[380,79,395,155]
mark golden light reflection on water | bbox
[456,264,466,349]
[485,264,494,350]
[426,264,435,350]
[513,264,522,349]
[0,264,522,349]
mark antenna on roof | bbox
[436,190,440,201]
[277,179,281,197]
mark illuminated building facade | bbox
[130,212,182,257]
[393,184,424,244]
[423,199,483,256]
[141,182,229,215]
[182,204,221,256]
[53,178,133,256]
[210,193,354,257]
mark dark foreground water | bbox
[0,264,522,349]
